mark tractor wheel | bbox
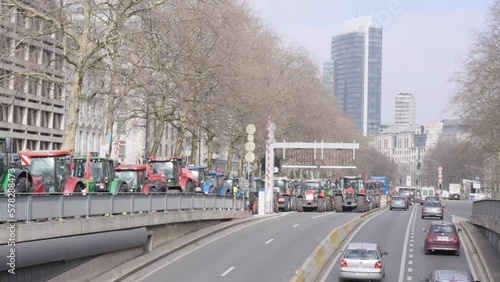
[149,187,158,194]
[274,198,279,213]
[317,197,324,212]
[209,186,217,194]
[284,196,291,212]
[325,195,333,211]
[293,196,298,211]
[356,195,366,213]
[118,183,128,194]
[74,183,84,194]
[186,181,195,193]
[225,189,232,197]
[15,177,32,194]
[252,196,259,214]
[334,195,343,212]
[297,197,304,212]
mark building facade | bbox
[0,2,66,152]
[395,93,415,125]
[321,61,335,96]
[331,16,382,136]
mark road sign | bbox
[20,154,31,166]
[438,166,443,172]
[438,174,442,179]
[245,152,255,163]
[475,176,480,182]
[246,124,256,135]
[245,142,255,152]
[438,179,443,183]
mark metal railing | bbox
[0,193,245,222]
[472,199,500,221]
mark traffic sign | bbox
[246,124,256,135]
[438,174,443,179]
[438,179,443,183]
[20,154,31,166]
[245,152,255,163]
[245,142,255,152]
[438,166,443,172]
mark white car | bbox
[339,242,387,281]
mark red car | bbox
[423,221,461,256]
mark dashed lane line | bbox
[220,266,235,277]
[398,205,418,282]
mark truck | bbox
[296,179,326,212]
[147,156,198,193]
[333,176,366,213]
[114,164,166,193]
[72,154,129,194]
[448,183,461,200]
[18,150,85,194]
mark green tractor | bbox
[71,154,128,194]
[0,137,31,194]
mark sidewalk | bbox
[459,220,500,282]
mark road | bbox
[320,199,475,282]
[134,211,359,282]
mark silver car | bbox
[421,201,444,219]
[339,242,387,281]
[420,270,479,282]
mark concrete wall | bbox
[147,220,221,250]
[478,226,500,263]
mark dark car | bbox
[421,201,444,219]
[390,196,408,210]
[420,269,478,282]
[423,221,461,256]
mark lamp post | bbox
[423,158,442,190]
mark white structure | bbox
[395,93,415,125]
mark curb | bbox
[92,212,280,282]
[458,220,493,282]
[291,207,385,282]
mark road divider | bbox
[291,207,386,282]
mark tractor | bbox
[220,177,241,196]
[203,171,225,194]
[147,156,198,193]
[296,179,327,212]
[273,177,295,212]
[72,154,128,194]
[188,165,209,193]
[333,176,367,213]
[366,180,383,208]
[322,179,337,211]
[249,177,264,214]
[18,150,85,194]
[114,164,166,193]
[0,137,31,194]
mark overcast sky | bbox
[247,0,493,125]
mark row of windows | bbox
[0,103,63,129]
[9,137,62,152]
[1,36,64,71]
[0,70,62,99]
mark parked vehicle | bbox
[421,201,444,219]
[339,242,388,281]
[147,156,198,193]
[249,177,264,214]
[420,270,478,282]
[274,177,295,212]
[18,150,84,194]
[114,164,166,193]
[334,176,367,212]
[423,221,461,256]
[220,177,240,196]
[72,154,128,194]
[204,171,224,194]
[296,179,326,212]
[0,137,31,193]
[389,196,408,211]
[188,165,209,193]
[420,187,435,204]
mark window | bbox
[14,42,25,60]
[40,141,50,150]
[52,113,62,129]
[41,50,51,67]
[14,76,25,92]
[0,69,11,89]
[29,46,39,63]
[41,111,50,127]
[26,139,37,150]
[40,79,49,97]
[0,103,9,122]
[119,141,126,159]
[53,84,62,100]
[15,9,25,28]
[28,78,37,95]
[52,143,62,150]
[13,105,25,124]
[27,108,38,126]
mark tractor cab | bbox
[301,180,323,198]
[72,154,120,193]
[204,171,225,194]
[221,177,240,196]
[273,177,292,195]
[19,150,83,194]
[341,177,365,195]
[188,165,208,193]
[114,164,166,193]
[148,156,198,193]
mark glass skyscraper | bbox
[331,16,382,136]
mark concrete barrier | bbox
[292,207,384,282]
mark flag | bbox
[115,139,120,160]
[84,152,91,181]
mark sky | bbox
[247,0,493,125]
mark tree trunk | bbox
[189,125,198,164]
[150,118,166,156]
[106,57,116,156]
[174,116,186,156]
[206,133,214,171]
[238,154,243,176]
[62,70,83,152]
[225,140,234,176]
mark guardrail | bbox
[0,193,245,222]
[472,199,500,221]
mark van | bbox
[420,187,435,205]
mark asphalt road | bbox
[321,200,475,282]
[136,211,360,282]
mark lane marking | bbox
[310,212,334,220]
[408,267,413,272]
[399,205,417,282]
[318,209,388,282]
[265,238,274,244]
[407,276,412,281]
[293,224,299,228]
[408,260,413,265]
[221,266,235,277]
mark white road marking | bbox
[293,224,299,228]
[265,238,274,244]
[221,266,235,277]
[408,267,413,272]
[318,209,388,282]
[409,248,413,252]
[407,276,412,280]
[410,239,414,243]
[310,212,334,219]
[408,260,413,265]
[409,243,413,247]
[409,254,413,258]
[399,205,417,282]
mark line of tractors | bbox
[246,176,387,215]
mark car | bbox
[420,270,479,281]
[390,196,408,210]
[339,242,387,281]
[423,221,461,256]
[413,191,422,204]
[421,201,444,219]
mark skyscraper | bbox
[331,16,382,136]
[395,93,415,125]
[321,61,335,96]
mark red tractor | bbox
[273,177,296,212]
[114,164,166,193]
[147,156,198,193]
[18,150,85,194]
[296,179,327,212]
[334,176,367,212]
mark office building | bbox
[331,16,382,136]
[395,93,415,125]
[322,61,335,96]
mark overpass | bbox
[0,193,246,281]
